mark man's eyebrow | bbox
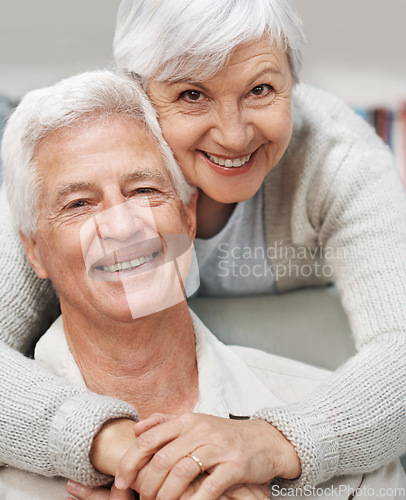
[122,169,172,185]
[55,182,96,204]
[54,170,172,204]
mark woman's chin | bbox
[203,181,264,204]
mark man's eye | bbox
[67,199,89,209]
[135,187,158,194]
[249,84,273,97]
[179,90,204,102]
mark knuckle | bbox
[139,486,153,499]
[173,459,197,478]
[150,412,167,424]
[152,450,172,471]
[179,412,196,427]
[203,476,224,498]
[136,431,156,451]
[233,451,247,470]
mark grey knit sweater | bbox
[0,84,405,487]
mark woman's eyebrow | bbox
[170,66,282,91]
[247,66,282,87]
[168,79,210,92]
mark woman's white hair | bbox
[114,0,306,86]
[1,70,195,236]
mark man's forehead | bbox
[35,115,175,189]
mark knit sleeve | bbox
[0,185,138,484]
[255,144,406,486]
[0,184,60,352]
[0,341,138,485]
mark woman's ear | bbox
[19,231,49,279]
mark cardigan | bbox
[259,84,406,486]
[0,83,405,487]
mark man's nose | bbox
[96,201,146,242]
[210,107,254,153]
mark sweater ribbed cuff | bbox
[49,391,138,486]
[253,401,339,488]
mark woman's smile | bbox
[198,149,258,178]
[203,151,253,168]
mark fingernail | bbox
[66,480,92,495]
[115,476,126,490]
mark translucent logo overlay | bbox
[80,197,199,319]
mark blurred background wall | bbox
[0,0,406,105]
[0,0,405,105]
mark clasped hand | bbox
[65,413,301,500]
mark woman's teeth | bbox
[98,252,157,273]
[205,152,252,167]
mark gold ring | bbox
[186,453,205,475]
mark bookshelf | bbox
[294,0,406,184]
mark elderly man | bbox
[1,71,405,500]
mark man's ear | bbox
[19,231,49,279]
[184,190,198,240]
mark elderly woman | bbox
[3,69,406,500]
[0,0,405,497]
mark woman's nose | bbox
[96,201,146,242]
[211,108,254,153]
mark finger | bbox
[116,416,190,490]
[133,413,173,437]
[179,475,207,499]
[132,431,219,500]
[109,485,136,500]
[140,452,205,500]
[187,464,248,500]
[222,484,270,500]
[180,479,268,500]
[134,425,237,500]
[66,480,110,500]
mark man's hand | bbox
[66,480,135,500]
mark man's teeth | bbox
[99,253,155,273]
[206,153,252,167]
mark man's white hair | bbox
[114,0,305,86]
[1,70,195,236]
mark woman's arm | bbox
[255,141,406,487]
[0,184,59,352]
[0,185,138,485]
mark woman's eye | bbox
[179,90,204,102]
[249,84,273,97]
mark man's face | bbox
[23,116,196,323]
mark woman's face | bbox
[147,38,293,203]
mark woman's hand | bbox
[115,412,300,500]
[90,418,138,476]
